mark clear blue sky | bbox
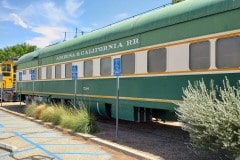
[0,0,172,49]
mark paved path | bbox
[0,110,113,160]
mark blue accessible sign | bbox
[72,65,78,80]
[30,69,35,80]
[113,58,121,76]
[19,72,22,81]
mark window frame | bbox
[65,63,72,78]
[46,66,52,79]
[216,36,240,68]
[147,48,167,73]
[84,60,93,77]
[100,57,112,76]
[55,64,62,79]
[189,40,210,70]
[121,53,135,74]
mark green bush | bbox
[51,105,66,125]
[24,102,97,134]
[24,101,38,117]
[60,106,96,133]
[60,109,75,129]
[40,106,55,122]
[176,78,240,159]
[72,107,96,133]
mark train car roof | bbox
[17,0,240,64]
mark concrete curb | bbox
[0,107,162,160]
[82,134,162,160]
[0,142,17,153]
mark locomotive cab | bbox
[0,59,17,101]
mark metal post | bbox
[33,81,35,96]
[72,65,78,109]
[20,82,22,106]
[0,86,2,107]
[115,76,120,140]
[0,75,2,107]
[74,79,77,108]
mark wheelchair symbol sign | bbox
[113,58,121,76]
[31,69,35,80]
[72,65,78,73]
[19,72,22,81]
[72,65,78,80]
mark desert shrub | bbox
[176,78,240,159]
[25,102,97,134]
[72,107,96,133]
[40,106,55,122]
[60,109,75,129]
[51,105,66,125]
[33,104,47,119]
[24,101,38,117]
[59,106,96,134]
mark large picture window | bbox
[65,63,72,78]
[46,66,52,79]
[216,36,240,68]
[189,41,210,70]
[38,68,42,80]
[121,53,135,74]
[84,60,93,77]
[100,57,111,76]
[147,48,166,72]
[55,64,61,79]
[2,64,11,72]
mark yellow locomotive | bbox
[0,58,17,101]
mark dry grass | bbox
[34,104,47,119]
[51,105,66,125]
[24,102,38,117]
[40,106,55,122]
[24,102,96,134]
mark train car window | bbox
[2,64,11,72]
[55,64,61,79]
[34,68,38,80]
[100,57,111,76]
[189,41,210,70]
[29,68,37,79]
[84,60,93,77]
[65,63,72,78]
[7,64,11,71]
[38,68,42,80]
[3,73,10,76]
[23,70,26,75]
[216,36,240,68]
[147,48,166,72]
[121,53,135,74]
[13,66,17,72]
[46,66,52,79]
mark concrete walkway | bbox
[0,110,112,160]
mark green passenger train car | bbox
[16,0,240,122]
